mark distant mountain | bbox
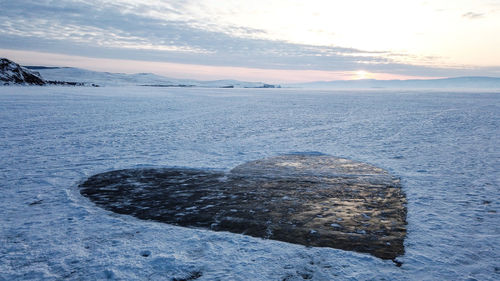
[23,65,280,88]
[0,58,45,85]
[0,58,280,88]
[25,66,173,87]
[4,57,498,89]
[288,77,500,89]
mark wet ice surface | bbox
[0,87,498,280]
[79,155,407,261]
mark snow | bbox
[32,67,275,88]
[32,67,180,86]
[0,87,499,280]
[289,77,500,90]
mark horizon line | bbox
[1,49,446,84]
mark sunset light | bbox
[1,0,499,82]
[354,70,370,80]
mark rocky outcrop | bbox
[0,58,46,85]
[80,154,407,262]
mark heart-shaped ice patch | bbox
[80,154,407,261]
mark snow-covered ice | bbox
[0,87,498,280]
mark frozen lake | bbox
[0,87,498,280]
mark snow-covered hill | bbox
[25,66,279,88]
[0,58,45,85]
[288,77,500,89]
[6,57,498,89]
[0,58,279,88]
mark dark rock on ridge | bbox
[0,58,45,85]
[79,154,407,261]
[1,58,97,86]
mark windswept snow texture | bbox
[79,155,407,261]
[0,87,498,280]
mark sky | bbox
[1,0,499,83]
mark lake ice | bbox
[79,154,408,262]
[0,87,498,280]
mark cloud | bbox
[462,12,485,19]
[0,1,388,69]
[0,0,498,79]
